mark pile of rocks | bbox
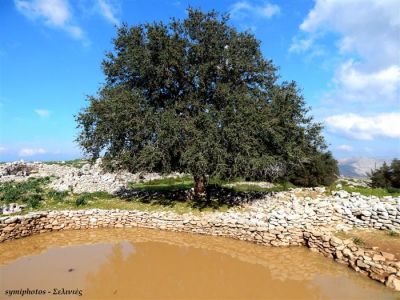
[0,160,182,194]
[0,203,26,215]
[330,190,400,230]
[241,189,400,232]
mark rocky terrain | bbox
[1,160,400,291]
[0,160,181,194]
[1,161,399,233]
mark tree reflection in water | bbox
[0,228,397,299]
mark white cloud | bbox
[34,109,51,118]
[98,0,119,26]
[0,146,6,154]
[325,112,400,140]
[289,37,313,53]
[291,0,400,107]
[331,61,400,103]
[299,0,400,67]
[230,1,280,20]
[18,148,47,157]
[15,0,86,41]
[337,144,353,152]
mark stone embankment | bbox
[246,189,400,232]
[0,209,399,291]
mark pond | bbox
[0,228,398,299]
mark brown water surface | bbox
[0,228,398,299]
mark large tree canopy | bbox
[76,9,337,193]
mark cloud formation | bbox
[34,109,51,118]
[293,0,400,151]
[291,0,400,108]
[332,61,400,104]
[298,0,399,67]
[15,0,85,40]
[0,146,6,154]
[325,112,400,140]
[337,144,353,152]
[18,148,47,157]
[230,1,280,20]
[97,0,119,26]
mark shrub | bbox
[369,159,400,189]
[288,151,339,187]
[352,237,364,246]
[47,190,69,202]
[27,194,42,208]
[75,196,87,207]
[0,177,50,203]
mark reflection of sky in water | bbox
[120,241,136,260]
[0,228,398,300]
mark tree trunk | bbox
[194,175,206,197]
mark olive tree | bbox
[76,9,335,195]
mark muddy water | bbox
[0,228,398,300]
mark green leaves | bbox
[369,159,400,189]
[76,8,336,187]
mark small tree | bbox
[288,151,338,187]
[370,162,391,188]
[76,8,334,195]
[389,159,400,188]
[369,159,400,189]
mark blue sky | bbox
[0,0,399,162]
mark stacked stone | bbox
[330,191,400,230]
[1,209,400,291]
[304,230,400,291]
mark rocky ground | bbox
[1,161,399,233]
[0,160,182,194]
[1,160,400,291]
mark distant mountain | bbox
[338,157,389,178]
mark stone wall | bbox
[331,190,400,231]
[0,209,399,291]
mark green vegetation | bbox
[352,236,365,246]
[76,8,338,197]
[75,196,88,207]
[369,159,400,190]
[0,177,235,214]
[288,152,338,187]
[0,173,297,215]
[229,182,295,193]
[0,177,50,208]
[43,158,88,169]
[388,230,399,237]
[130,176,193,192]
[47,190,69,202]
[327,180,400,197]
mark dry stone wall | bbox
[0,209,399,291]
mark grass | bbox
[388,230,400,237]
[0,177,230,215]
[129,176,194,192]
[0,174,294,216]
[42,158,89,169]
[327,183,400,198]
[36,192,229,214]
[352,236,365,246]
[229,182,296,193]
[129,176,295,193]
[0,177,51,208]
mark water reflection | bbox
[0,228,397,299]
